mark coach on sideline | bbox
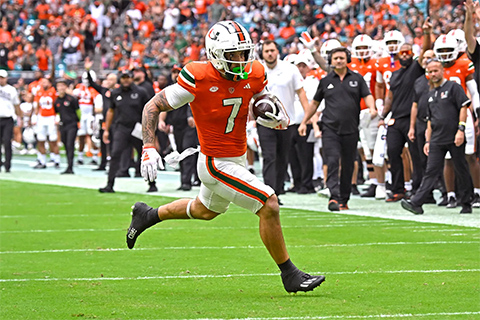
[299,47,376,211]
[401,59,473,214]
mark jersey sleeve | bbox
[177,62,200,96]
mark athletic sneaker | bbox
[281,269,325,293]
[471,194,480,208]
[446,196,457,208]
[317,188,331,198]
[361,184,376,198]
[126,202,161,249]
[328,199,340,211]
[375,185,386,200]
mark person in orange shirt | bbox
[35,40,52,71]
[126,21,325,294]
[137,14,155,38]
[35,0,51,23]
[33,77,59,168]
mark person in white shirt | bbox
[258,40,310,203]
[0,70,21,172]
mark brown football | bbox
[252,94,278,119]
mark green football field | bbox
[1,175,479,319]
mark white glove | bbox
[256,111,289,130]
[299,31,317,52]
[140,146,164,182]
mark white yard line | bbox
[1,268,479,283]
[1,241,478,254]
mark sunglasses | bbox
[425,58,440,64]
[399,49,413,55]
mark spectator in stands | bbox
[62,29,81,66]
[35,40,52,72]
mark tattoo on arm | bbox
[142,91,173,145]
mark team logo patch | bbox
[349,81,358,87]
[131,93,138,99]
[327,84,334,89]
[428,97,434,102]
[441,91,448,99]
[116,96,122,101]
[209,86,219,92]
[229,87,235,94]
[64,101,70,107]
[243,83,251,89]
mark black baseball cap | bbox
[119,69,133,78]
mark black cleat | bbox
[282,269,325,293]
[147,183,158,192]
[360,184,376,197]
[328,199,339,211]
[351,184,360,195]
[401,199,424,215]
[460,205,472,214]
[126,202,160,249]
[99,186,115,193]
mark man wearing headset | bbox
[299,47,377,211]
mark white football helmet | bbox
[383,30,405,55]
[82,70,96,86]
[320,39,342,61]
[352,34,373,59]
[205,20,255,81]
[284,53,298,64]
[434,34,458,63]
[22,127,36,144]
[447,29,467,53]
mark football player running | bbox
[433,34,480,208]
[126,21,325,294]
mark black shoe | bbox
[5,168,10,173]
[177,184,191,191]
[312,178,324,191]
[437,194,448,206]
[297,187,316,194]
[278,198,283,206]
[77,159,84,165]
[460,205,472,214]
[147,184,158,192]
[401,199,424,215]
[328,199,340,211]
[351,184,360,195]
[386,193,405,202]
[99,186,115,193]
[471,194,480,208]
[33,163,47,169]
[192,180,201,187]
[281,269,325,293]
[126,202,161,249]
[90,159,98,165]
[446,196,457,208]
[248,167,255,175]
[61,169,74,174]
[116,172,131,178]
[54,163,60,169]
[93,167,106,171]
[360,184,376,198]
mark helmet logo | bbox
[208,29,220,41]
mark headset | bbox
[327,47,351,65]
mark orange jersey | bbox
[28,79,42,96]
[376,56,401,93]
[307,68,327,80]
[349,57,377,110]
[177,61,267,158]
[443,58,475,92]
[35,86,57,117]
[73,84,100,114]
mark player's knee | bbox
[191,200,219,220]
[257,195,280,218]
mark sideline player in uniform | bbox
[434,34,480,208]
[125,21,325,293]
[73,71,103,165]
[33,77,60,169]
[349,34,386,199]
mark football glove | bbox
[140,146,164,182]
[299,31,317,52]
[256,111,290,130]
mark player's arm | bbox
[296,87,309,112]
[142,83,194,147]
[409,102,418,142]
[464,0,477,54]
[381,90,393,118]
[466,77,479,117]
[417,17,432,66]
[365,94,377,119]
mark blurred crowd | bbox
[1,0,478,78]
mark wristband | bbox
[459,121,466,126]
[425,141,430,144]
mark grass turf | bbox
[0,180,479,319]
